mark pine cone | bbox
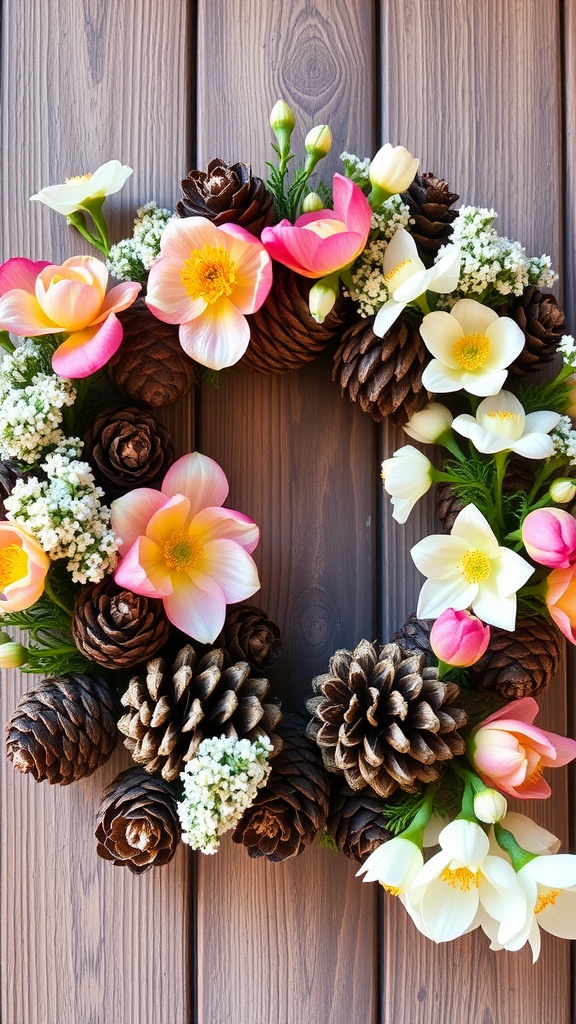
[177,158,276,237]
[95,766,181,873]
[106,298,197,408]
[84,407,174,497]
[401,172,459,267]
[223,605,282,672]
[72,577,171,670]
[118,645,282,782]
[470,616,562,700]
[232,714,329,861]
[241,265,349,374]
[0,460,24,518]
[436,458,536,532]
[333,314,429,426]
[391,614,435,666]
[328,777,391,864]
[6,674,117,785]
[501,288,567,375]
[306,639,467,798]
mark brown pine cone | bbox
[401,172,459,267]
[106,298,197,408]
[223,605,282,672]
[95,766,181,873]
[241,265,349,374]
[118,645,282,782]
[84,407,174,497]
[328,777,391,864]
[0,460,24,518]
[391,614,435,666]
[470,616,562,700]
[72,577,171,670]
[501,288,567,375]
[177,158,276,237]
[333,314,429,426]
[232,714,329,861]
[306,639,467,798]
[5,674,117,785]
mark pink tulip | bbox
[111,452,260,643]
[0,521,50,612]
[546,564,576,644]
[522,507,576,568]
[469,697,576,799]
[429,608,490,667]
[0,255,140,378]
[260,174,371,278]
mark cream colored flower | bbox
[381,445,433,523]
[452,391,561,458]
[403,401,453,444]
[30,160,132,216]
[369,144,419,196]
[357,836,423,894]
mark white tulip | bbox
[381,445,433,523]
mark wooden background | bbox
[0,0,574,1021]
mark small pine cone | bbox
[118,645,282,782]
[0,460,24,518]
[177,158,276,237]
[95,766,181,873]
[401,172,459,267]
[241,265,349,374]
[232,714,329,861]
[223,605,282,672]
[328,777,391,864]
[470,616,562,700]
[306,639,467,798]
[72,577,171,670]
[501,288,568,375]
[333,314,429,426]
[6,674,117,785]
[106,298,197,408]
[84,407,174,497]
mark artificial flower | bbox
[549,478,576,504]
[469,697,576,799]
[473,789,507,824]
[498,812,560,856]
[29,160,133,217]
[452,391,561,458]
[357,835,423,893]
[521,507,576,568]
[145,217,272,370]
[304,124,332,159]
[0,255,140,378]
[411,503,534,630]
[429,608,490,667]
[545,565,576,644]
[403,401,453,444]
[373,228,461,339]
[380,445,433,524]
[420,298,525,397]
[112,452,260,643]
[369,144,419,197]
[0,521,50,612]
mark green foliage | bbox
[1,593,94,677]
[319,830,339,855]
[514,374,571,416]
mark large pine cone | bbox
[328,778,391,864]
[177,158,276,237]
[84,406,174,497]
[333,314,429,426]
[106,298,197,408]
[401,172,459,267]
[222,605,282,672]
[470,616,562,700]
[118,645,282,782]
[72,577,171,670]
[232,714,329,861]
[501,288,567,375]
[95,766,181,873]
[241,265,349,374]
[306,639,467,798]
[6,674,117,785]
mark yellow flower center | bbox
[460,549,492,585]
[381,884,401,897]
[65,173,92,184]
[164,531,202,573]
[383,259,415,292]
[440,866,482,891]
[454,333,491,371]
[181,245,236,303]
[0,544,28,593]
[535,888,560,914]
[526,762,545,785]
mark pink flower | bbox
[0,522,50,612]
[0,255,140,378]
[111,452,260,643]
[429,608,490,667]
[260,174,371,278]
[522,507,576,568]
[145,218,272,371]
[469,697,576,799]
[546,565,576,644]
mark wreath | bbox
[1,100,576,960]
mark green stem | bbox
[43,576,73,618]
[0,331,15,353]
[80,198,110,254]
[66,212,107,254]
[494,824,535,872]
[493,450,509,531]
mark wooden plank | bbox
[0,3,193,1022]
[195,1,379,1021]
[379,1,570,1021]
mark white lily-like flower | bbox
[420,299,525,397]
[452,391,561,458]
[411,503,534,630]
[403,401,453,444]
[499,812,560,855]
[373,228,461,338]
[357,836,423,893]
[30,160,133,216]
[381,445,433,523]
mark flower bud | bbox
[302,191,324,213]
[369,143,419,197]
[305,125,332,159]
[308,275,338,324]
[549,478,576,504]
[474,788,508,824]
[403,401,453,444]
[0,630,27,668]
[430,608,490,667]
[269,99,296,133]
[522,507,576,568]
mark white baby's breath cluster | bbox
[107,201,173,283]
[551,415,576,466]
[177,735,273,854]
[0,341,75,463]
[340,150,371,189]
[4,441,119,583]
[559,334,576,369]
[346,199,411,318]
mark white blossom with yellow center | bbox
[30,160,133,216]
[452,391,561,458]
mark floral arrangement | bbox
[2,101,576,963]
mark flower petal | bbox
[51,313,124,378]
[191,506,260,553]
[179,299,250,369]
[193,538,260,603]
[146,255,207,323]
[161,452,229,515]
[0,257,50,295]
[373,298,407,338]
[0,289,57,334]
[450,298,498,335]
[163,572,226,643]
[115,536,173,598]
[111,488,169,553]
[411,534,469,579]
[416,575,478,619]
[145,494,190,547]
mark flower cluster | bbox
[106,202,173,285]
[0,342,75,463]
[346,198,412,317]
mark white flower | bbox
[473,789,507,824]
[381,445,433,523]
[552,415,576,466]
[373,228,461,338]
[369,144,419,196]
[403,401,453,444]
[357,836,423,893]
[559,334,576,369]
[411,503,534,630]
[452,391,561,458]
[420,299,525,397]
[30,160,132,216]
[497,812,560,856]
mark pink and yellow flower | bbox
[0,255,140,378]
[522,508,576,569]
[145,218,272,371]
[111,452,260,643]
[0,522,50,612]
[430,608,490,667]
[546,564,576,644]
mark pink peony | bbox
[429,608,490,667]
[522,507,576,568]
